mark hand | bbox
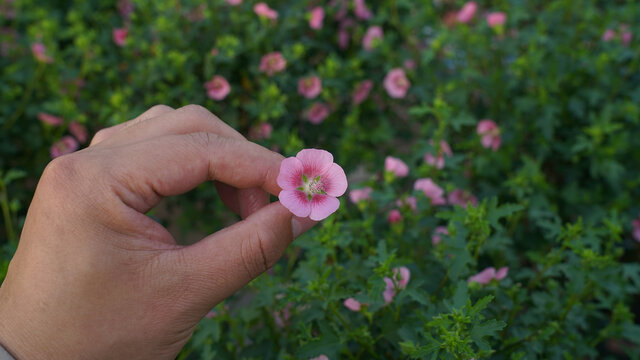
[0,105,315,359]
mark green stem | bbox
[0,179,14,242]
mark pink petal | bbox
[297,149,333,177]
[395,266,410,288]
[279,190,311,217]
[309,194,340,221]
[468,267,496,285]
[343,298,361,311]
[321,163,347,197]
[495,267,509,280]
[277,157,304,190]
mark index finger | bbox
[101,132,283,213]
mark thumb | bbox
[170,201,316,309]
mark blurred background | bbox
[2,0,640,359]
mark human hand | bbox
[0,105,315,359]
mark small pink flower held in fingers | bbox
[277,149,348,221]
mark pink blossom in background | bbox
[306,102,330,124]
[37,112,63,126]
[349,187,372,204]
[204,75,231,100]
[602,29,616,42]
[254,2,278,20]
[226,0,242,5]
[477,119,501,151]
[632,218,640,242]
[31,43,52,63]
[495,267,509,280]
[337,18,355,49]
[112,28,128,47]
[414,178,446,205]
[248,123,273,140]
[205,310,218,319]
[383,68,410,99]
[210,48,219,57]
[343,298,361,311]
[456,1,477,23]
[50,136,79,159]
[362,25,383,50]
[620,24,632,46]
[352,80,373,105]
[259,52,287,76]
[277,149,347,221]
[117,0,134,19]
[383,266,410,304]
[353,0,372,20]
[447,189,478,208]
[486,12,506,28]
[387,209,403,224]
[69,121,88,144]
[298,76,322,99]
[384,156,409,177]
[468,267,496,284]
[424,140,453,169]
[309,355,329,360]
[309,7,325,30]
[396,196,417,211]
[432,226,449,245]
[403,59,416,69]
[273,304,291,328]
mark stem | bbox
[0,179,14,242]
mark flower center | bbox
[297,174,326,200]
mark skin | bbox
[0,105,315,359]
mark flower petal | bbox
[277,157,303,190]
[297,149,333,177]
[309,194,340,221]
[279,190,311,217]
[322,163,348,197]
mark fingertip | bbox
[291,215,317,238]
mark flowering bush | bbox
[2,0,640,358]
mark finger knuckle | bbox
[180,104,214,120]
[148,104,173,113]
[90,128,110,145]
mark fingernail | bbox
[291,216,316,238]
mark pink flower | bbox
[396,196,417,211]
[424,140,453,169]
[352,80,373,105]
[432,226,448,245]
[620,24,632,46]
[383,266,410,304]
[456,2,477,24]
[353,0,372,20]
[477,119,501,150]
[205,310,218,319]
[632,218,640,242]
[50,136,79,159]
[309,7,325,30]
[486,12,506,28]
[273,304,291,328]
[447,189,478,208]
[204,75,231,100]
[277,149,348,221]
[403,59,416,69]
[226,0,242,5]
[602,29,616,42]
[69,121,88,144]
[37,112,63,126]
[383,68,410,99]
[31,43,52,63]
[343,298,361,311]
[259,52,287,76]
[414,178,446,205]
[468,266,508,284]
[384,156,409,177]
[362,26,383,51]
[112,28,128,47]
[117,0,134,18]
[298,76,322,99]
[210,48,219,57]
[468,267,496,284]
[248,123,273,140]
[495,267,509,281]
[349,187,372,204]
[387,209,402,224]
[338,28,350,49]
[254,2,278,20]
[306,103,330,124]
[309,356,329,360]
